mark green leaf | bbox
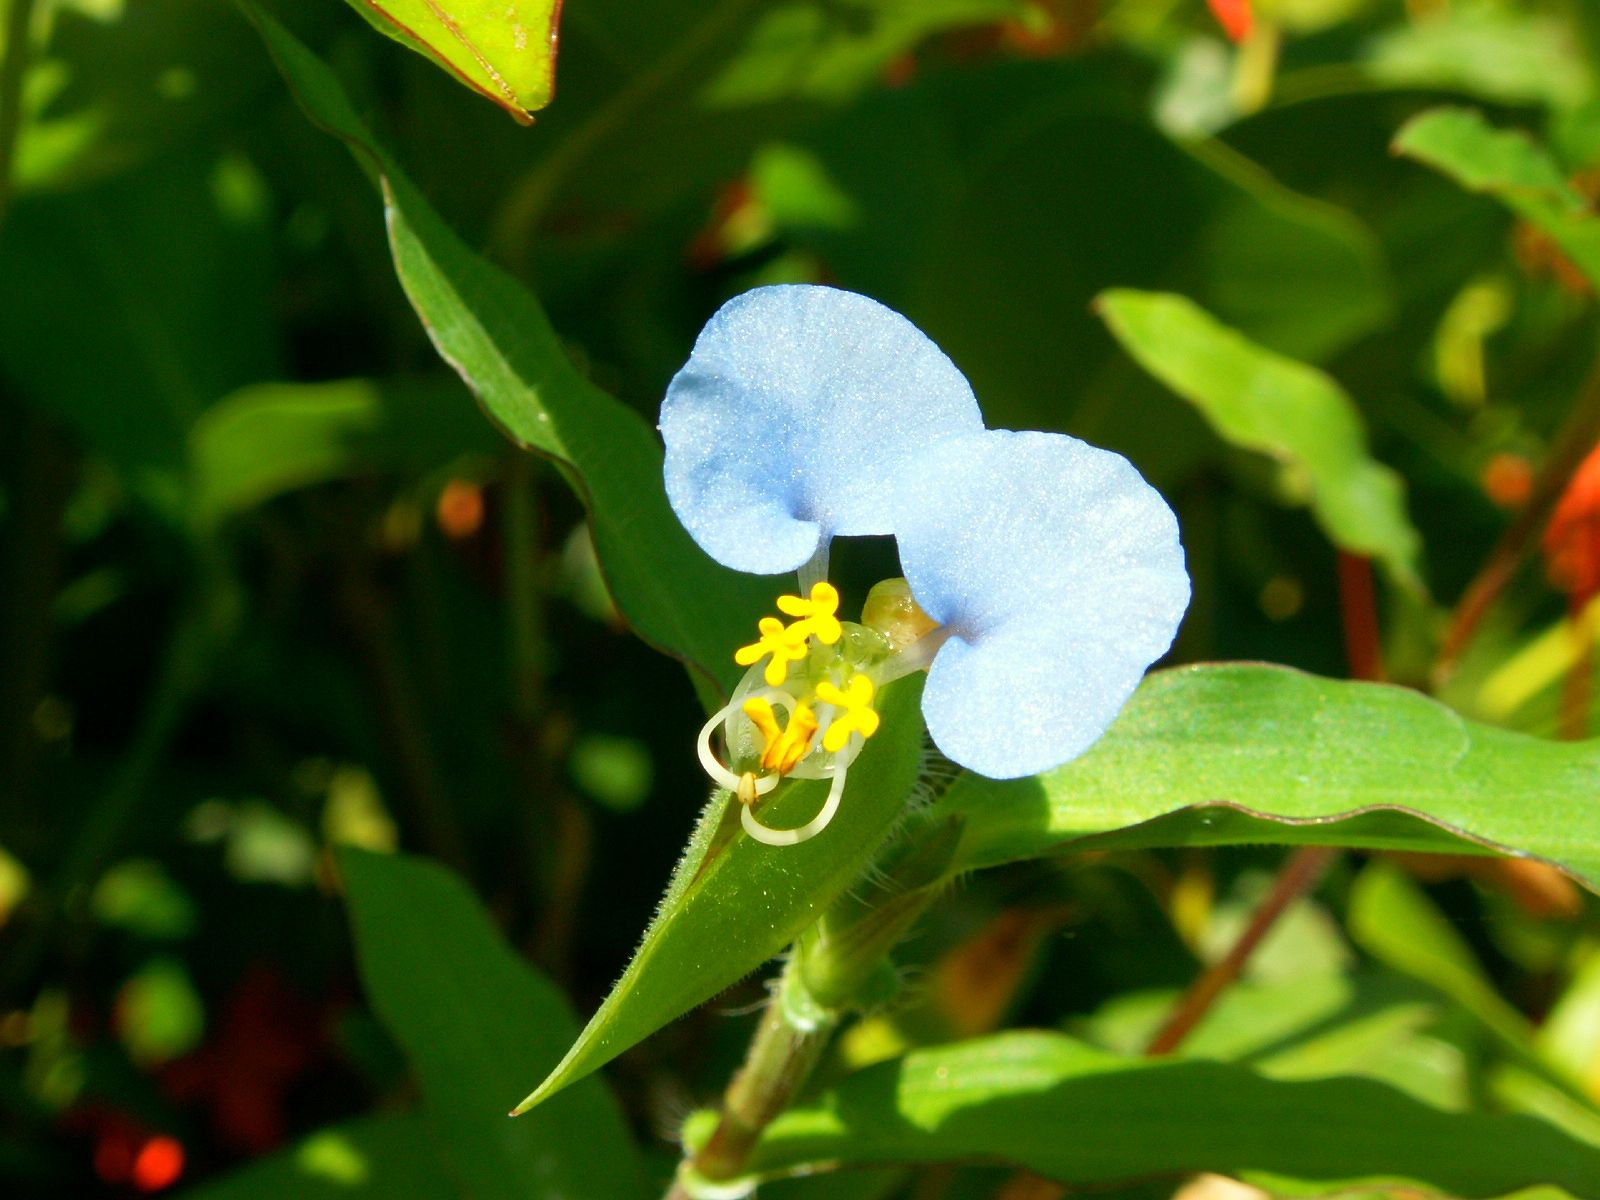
[933,664,1600,891]
[1348,862,1590,1108]
[185,1116,457,1199]
[732,1031,1600,1197]
[344,0,560,123]
[340,849,645,1200]
[244,2,773,692]
[188,378,500,526]
[1363,8,1594,111]
[1096,289,1422,590]
[1393,107,1600,292]
[0,146,278,500]
[513,677,927,1114]
[700,0,1022,107]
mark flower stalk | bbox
[670,816,961,1198]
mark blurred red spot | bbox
[1207,0,1252,42]
[1482,452,1534,509]
[1543,440,1600,603]
[436,479,485,540]
[133,1136,185,1192]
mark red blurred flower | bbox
[162,968,320,1153]
[1543,440,1600,605]
[1207,0,1253,42]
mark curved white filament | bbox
[697,697,780,798]
[740,765,848,847]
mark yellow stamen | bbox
[734,616,810,686]
[776,581,843,646]
[815,673,880,753]
[742,697,820,774]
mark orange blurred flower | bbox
[1207,0,1252,43]
[1543,440,1600,604]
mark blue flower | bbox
[665,286,1188,838]
[661,285,984,576]
[891,430,1189,779]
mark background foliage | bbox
[4,0,1600,1197]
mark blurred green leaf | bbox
[1363,6,1594,111]
[569,734,654,812]
[701,0,1021,107]
[1348,862,1590,1106]
[343,0,559,123]
[340,849,645,1200]
[188,381,382,524]
[188,378,500,526]
[1539,952,1600,1098]
[729,1031,1600,1195]
[188,1115,457,1199]
[246,3,774,692]
[1393,107,1600,291]
[783,69,1391,467]
[91,859,196,939]
[115,958,204,1066]
[1097,289,1422,590]
[0,147,278,499]
[15,0,273,194]
[934,665,1600,890]
[513,678,927,1114]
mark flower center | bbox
[698,583,900,847]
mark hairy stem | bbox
[668,818,954,1197]
[689,961,833,1188]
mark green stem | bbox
[0,0,38,229]
[670,819,958,1196]
[688,959,834,1187]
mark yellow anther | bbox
[776,582,843,646]
[735,617,810,686]
[737,772,760,806]
[742,697,820,774]
[815,674,880,753]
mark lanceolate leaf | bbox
[512,678,928,1115]
[728,1032,1600,1197]
[1096,289,1423,591]
[932,665,1600,891]
[244,3,772,693]
[344,0,561,123]
[340,850,645,1200]
[1393,107,1600,292]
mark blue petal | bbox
[893,430,1190,779]
[661,285,983,575]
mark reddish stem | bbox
[1336,552,1385,682]
[1145,845,1339,1055]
